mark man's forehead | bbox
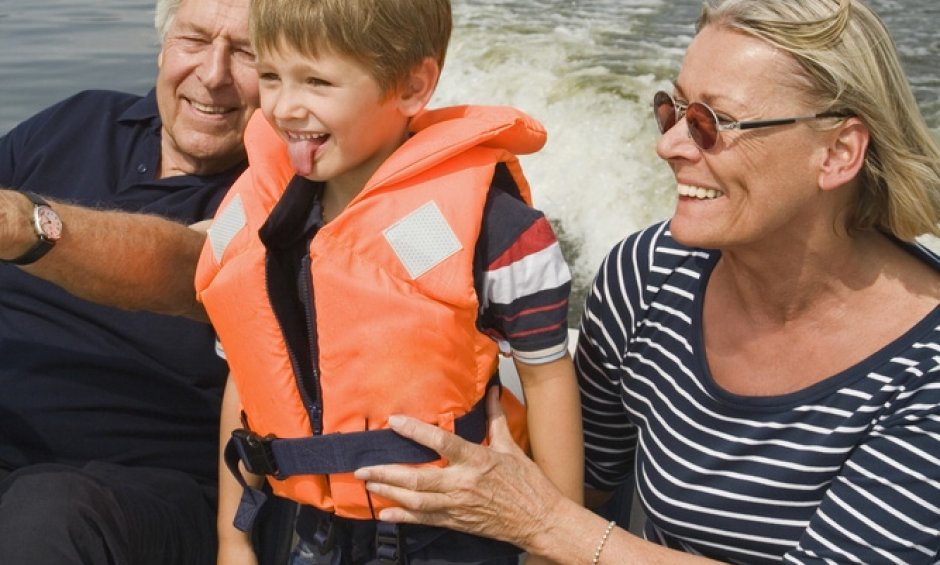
[172,0,251,37]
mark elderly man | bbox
[0,0,255,563]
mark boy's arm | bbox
[515,354,584,504]
[217,376,261,565]
[516,354,584,565]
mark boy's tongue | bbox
[288,137,327,177]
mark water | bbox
[2,0,938,317]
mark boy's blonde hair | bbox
[250,0,452,97]
[698,0,940,241]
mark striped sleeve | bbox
[476,188,571,365]
[575,225,668,490]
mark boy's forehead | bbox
[257,42,363,71]
[257,36,327,60]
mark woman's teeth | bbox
[678,183,721,200]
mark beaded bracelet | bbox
[591,520,617,565]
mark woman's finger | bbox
[365,476,453,516]
[485,385,521,454]
[374,506,443,527]
[355,457,451,492]
[383,411,479,464]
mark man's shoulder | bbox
[11,89,151,141]
[45,89,145,115]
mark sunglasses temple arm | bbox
[735,113,845,131]
[734,117,800,130]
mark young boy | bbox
[198,1,582,563]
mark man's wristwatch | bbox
[3,192,63,265]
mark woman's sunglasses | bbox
[653,90,847,151]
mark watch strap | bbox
[3,192,57,265]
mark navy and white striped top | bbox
[576,221,940,564]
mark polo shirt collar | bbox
[118,88,161,127]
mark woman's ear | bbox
[398,57,440,117]
[818,117,870,191]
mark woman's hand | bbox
[356,387,720,565]
[355,387,565,552]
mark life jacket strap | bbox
[225,378,496,532]
[232,390,488,478]
[313,513,337,555]
[224,451,268,532]
[375,521,403,564]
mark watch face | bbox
[36,206,63,241]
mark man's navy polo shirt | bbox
[0,89,242,488]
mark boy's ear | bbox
[398,57,440,117]
[818,117,869,191]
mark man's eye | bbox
[180,35,209,45]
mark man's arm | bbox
[0,189,208,320]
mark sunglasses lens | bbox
[686,103,718,150]
[653,91,676,134]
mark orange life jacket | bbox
[196,106,546,520]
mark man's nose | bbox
[199,42,235,89]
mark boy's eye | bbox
[307,77,330,87]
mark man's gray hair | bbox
[154,0,182,41]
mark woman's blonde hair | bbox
[250,0,452,97]
[698,0,940,240]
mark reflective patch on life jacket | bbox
[383,200,462,279]
[208,194,246,262]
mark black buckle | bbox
[231,428,280,477]
[375,523,402,564]
[313,515,336,555]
